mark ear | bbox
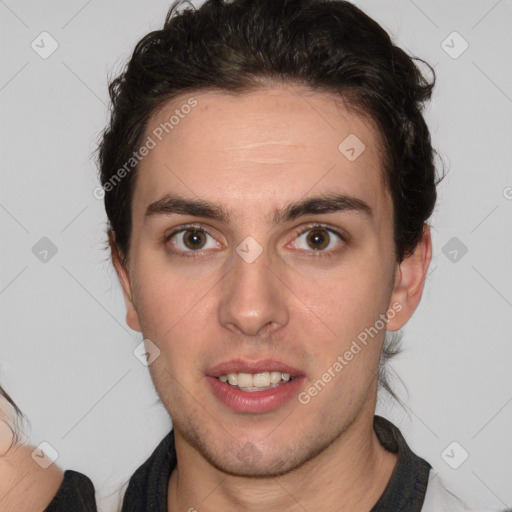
[109,231,142,333]
[386,224,432,331]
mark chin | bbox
[207,451,300,478]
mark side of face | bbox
[112,85,431,476]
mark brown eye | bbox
[182,229,207,250]
[292,225,345,255]
[165,225,220,257]
[306,229,330,250]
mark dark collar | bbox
[44,470,97,512]
[121,415,432,511]
[370,415,432,511]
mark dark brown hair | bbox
[0,384,23,448]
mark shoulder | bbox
[0,394,64,510]
[0,443,64,512]
[44,469,97,511]
[0,397,96,511]
[422,471,506,512]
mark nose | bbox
[217,244,289,337]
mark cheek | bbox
[133,277,174,335]
[131,263,216,363]
[292,270,392,401]
[131,249,194,326]
[293,260,392,344]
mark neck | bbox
[168,410,397,512]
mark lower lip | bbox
[205,376,305,413]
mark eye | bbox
[164,223,346,259]
[165,224,220,257]
[290,224,345,255]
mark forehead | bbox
[133,85,390,223]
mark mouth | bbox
[205,359,305,413]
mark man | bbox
[98,0,504,510]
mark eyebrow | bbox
[144,192,373,225]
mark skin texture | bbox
[112,85,432,511]
[0,398,64,511]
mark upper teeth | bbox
[219,372,291,388]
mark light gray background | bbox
[1,0,511,511]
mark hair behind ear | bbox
[376,332,408,413]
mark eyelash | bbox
[163,223,347,259]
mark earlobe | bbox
[109,231,142,333]
[386,225,432,331]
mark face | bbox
[113,85,431,476]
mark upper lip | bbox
[206,359,304,378]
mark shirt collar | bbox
[370,415,432,511]
[121,415,432,511]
